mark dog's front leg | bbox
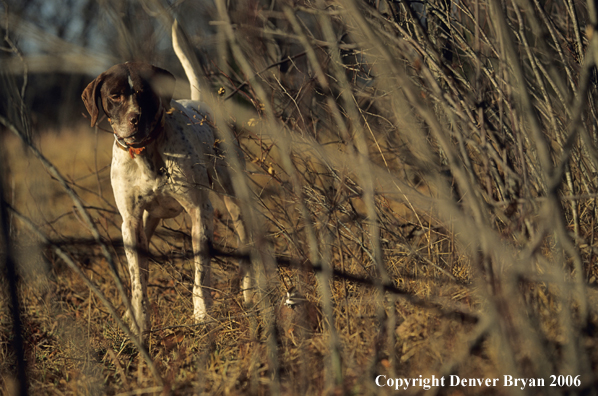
[189,202,214,322]
[122,216,150,337]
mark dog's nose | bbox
[129,113,140,126]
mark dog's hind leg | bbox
[187,198,214,322]
[223,195,254,305]
[143,211,161,241]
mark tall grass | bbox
[2,0,598,394]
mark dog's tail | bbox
[172,19,201,101]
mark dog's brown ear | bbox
[81,74,104,127]
[149,66,176,107]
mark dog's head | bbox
[82,62,175,144]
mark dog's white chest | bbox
[110,106,215,220]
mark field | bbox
[2,0,598,395]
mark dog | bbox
[81,57,252,337]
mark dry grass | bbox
[3,0,598,394]
[1,128,473,395]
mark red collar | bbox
[114,112,165,159]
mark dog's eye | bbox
[110,94,122,101]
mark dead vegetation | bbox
[2,0,598,394]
